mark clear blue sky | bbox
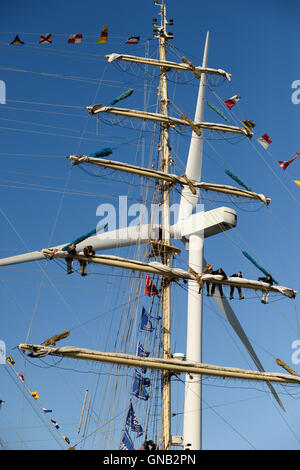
[1,0,300,451]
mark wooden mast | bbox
[155,0,172,450]
[19,343,300,386]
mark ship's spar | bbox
[1,0,298,451]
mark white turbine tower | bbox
[179,31,210,451]
[179,32,284,450]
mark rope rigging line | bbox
[173,371,257,449]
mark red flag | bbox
[144,274,159,297]
[278,152,300,171]
[224,94,241,109]
[17,373,24,382]
[68,34,82,44]
[257,134,272,150]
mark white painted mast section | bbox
[183,31,210,451]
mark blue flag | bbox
[120,428,135,450]
[41,407,52,413]
[131,370,150,401]
[51,419,60,429]
[126,403,143,437]
[137,341,149,373]
[139,307,154,332]
[137,341,149,357]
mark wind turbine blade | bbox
[0,225,155,267]
[208,273,285,410]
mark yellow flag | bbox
[7,356,15,367]
[62,435,70,445]
[241,120,256,132]
[30,391,39,400]
[10,35,24,45]
[294,180,300,187]
[97,25,108,43]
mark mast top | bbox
[153,0,174,41]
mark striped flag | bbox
[278,152,300,171]
[7,356,15,366]
[241,120,256,132]
[97,25,108,43]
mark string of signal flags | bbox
[216,94,300,186]
[9,27,141,45]
[8,31,300,186]
[6,354,73,449]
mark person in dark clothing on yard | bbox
[210,268,227,298]
[204,263,213,296]
[80,245,96,276]
[258,274,273,304]
[198,263,213,295]
[230,271,244,300]
[83,245,95,257]
[65,243,77,275]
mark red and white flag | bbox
[125,36,140,44]
[39,34,52,44]
[224,94,241,109]
[144,274,159,297]
[68,34,82,44]
[278,152,300,171]
[257,134,272,150]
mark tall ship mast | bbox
[1,0,299,451]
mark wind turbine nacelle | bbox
[0,208,236,268]
[173,206,237,240]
